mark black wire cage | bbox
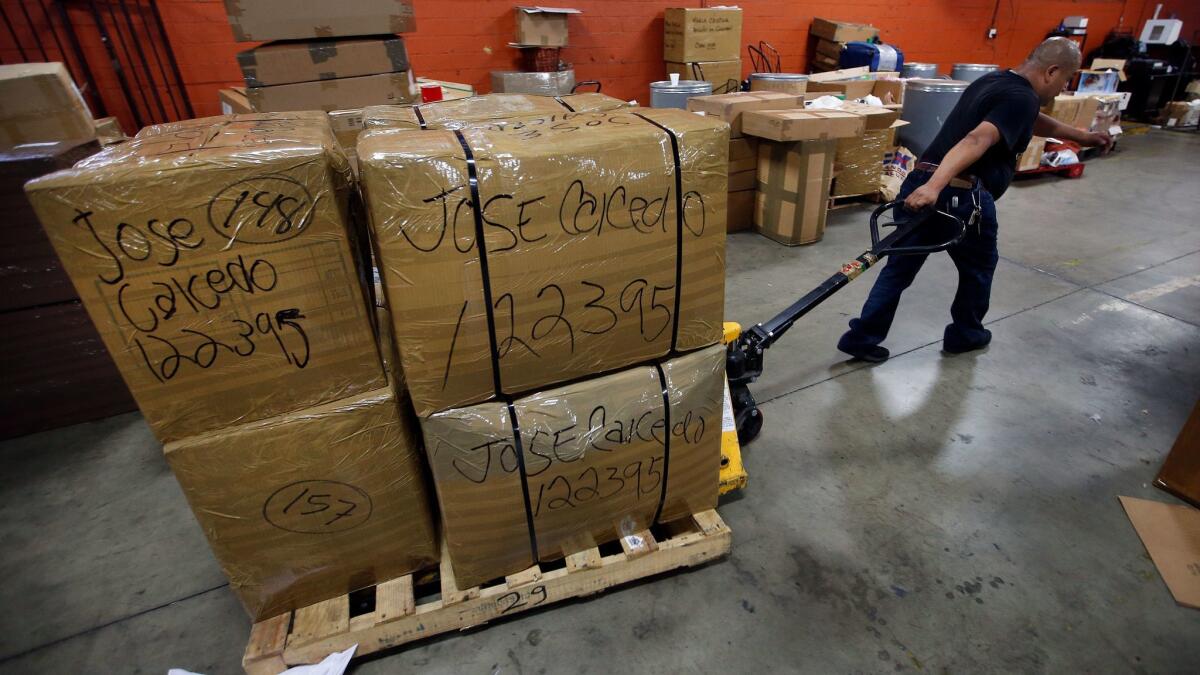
[0,0,193,132]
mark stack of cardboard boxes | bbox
[807,68,904,106]
[25,112,438,620]
[359,103,730,586]
[687,91,805,232]
[664,6,743,94]
[808,18,878,73]
[493,7,581,95]
[831,102,906,197]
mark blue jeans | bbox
[839,169,999,352]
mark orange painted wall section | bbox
[4,0,1199,132]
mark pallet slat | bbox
[243,510,731,674]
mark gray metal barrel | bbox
[897,79,969,158]
[901,62,938,79]
[748,72,808,95]
[649,79,712,109]
[951,63,998,82]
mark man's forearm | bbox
[927,134,990,191]
[1033,112,1090,143]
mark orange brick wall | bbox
[4,0,1199,133]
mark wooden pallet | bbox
[243,510,732,674]
[828,191,883,211]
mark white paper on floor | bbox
[167,644,357,675]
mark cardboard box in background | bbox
[1017,136,1047,172]
[1043,94,1100,129]
[1163,100,1200,128]
[728,136,759,172]
[809,17,878,43]
[421,344,725,588]
[810,53,841,73]
[808,77,903,104]
[686,91,805,137]
[1091,58,1127,81]
[833,119,906,197]
[25,112,385,442]
[667,59,742,95]
[729,167,756,191]
[755,139,838,245]
[727,188,755,232]
[248,71,416,112]
[219,87,254,114]
[224,0,416,41]
[664,7,743,62]
[165,385,438,620]
[742,109,865,142]
[0,63,96,149]
[360,107,727,416]
[237,37,410,87]
[491,69,575,95]
[514,6,579,47]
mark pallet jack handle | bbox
[727,200,966,444]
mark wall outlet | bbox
[987,27,998,39]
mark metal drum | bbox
[901,62,938,79]
[898,79,969,158]
[650,78,712,109]
[951,63,998,82]
[748,72,808,95]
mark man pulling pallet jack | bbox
[727,38,1114,444]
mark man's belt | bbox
[914,162,976,189]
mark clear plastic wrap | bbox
[421,343,726,587]
[361,92,632,131]
[25,112,384,442]
[358,106,728,416]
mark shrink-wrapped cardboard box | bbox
[360,107,727,416]
[422,344,725,587]
[361,92,630,131]
[236,37,410,88]
[25,112,384,442]
[165,383,438,620]
[247,71,417,113]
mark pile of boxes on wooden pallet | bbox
[808,18,879,73]
[492,7,581,95]
[805,69,906,198]
[0,63,138,440]
[1023,58,1130,171]
[664,6,744,95]
[22,91,731,619]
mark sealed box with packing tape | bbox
[360,107,728,416]
[236,37,411,88]
[25,112,384,442]
[360,92,631,132]
[422,344,725,587]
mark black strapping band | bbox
[453,130,504,395]
[506,400,541,562]
[631,112,685,353]
[554,96,576,112]
[652,363,672,524]
[413,105,427,130]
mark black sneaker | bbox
[838,343,890,363]
[943,329,992,355]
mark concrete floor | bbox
[2,129,1199,674]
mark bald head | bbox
[1025,37,1082,70]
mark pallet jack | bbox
[723,200,967,449]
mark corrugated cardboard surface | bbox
[666,59,742,95]
[743,109,865,142]
[1043,94,1100,129]
[686,91,804,138]
[727,189,755,232]
[360,93,631,132]
[0,63,96,149]
[491,70,575,96]
[422,344,725,587]
[833,119,904,197]
[1119,496,1200,609]
[224,0,416,42]
[361,107,727,416]
[664,7,742,62]
[219,87,254,115]
[237,37,410,87]
[1017,135,1047,172]
[248,71,416,113]
[749,76,808,96]
[514,7,575,47]
[25,112,385,442]
[165,385,438,620]
[809,18,878,43]
[755,139,837,245]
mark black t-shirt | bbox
[920,71,1041,198]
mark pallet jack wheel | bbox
[738,406,763,445]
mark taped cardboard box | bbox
[834,119,906,197]
[165,384,438,620]
[686,91,805,138]
[813,38,844,61]
[810,53,841,73]
[360,107,727,416]
[1017,135,1046,172]
[809,18,878,43]
[422,344,724,587]
[26,112,385,442]
[0,63,96,149]
[1164,100,1200,128]
[727,189,755,233]
[755,139,838,246]
[514,6,579,47]
[664,7,742,63]
[808,77,904,104]
[1042,94,1099,129]
[729,167,756,192]
[224,0,416,42]
[248,71,416,113]
[360,93,631,132]
[219,87,254,114]
[743,109,865,142]
[667,59,742,95]
[237,37,410,88]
